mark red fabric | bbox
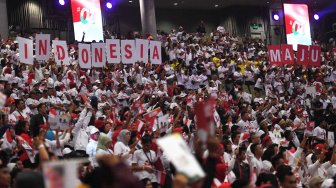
[215,163,227,182]
[94,120,104,129]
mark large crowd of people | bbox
[0,24,336,188]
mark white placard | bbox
[78,43,92,69]
[18,37,34,65]
[149,41,162,64]
[35,34,51,61]
[156,134,205,181]
[121,40,135,64]
[106,39,121,64]
[91,43,106,68]
[135,39,149,63]
[52,40,70,65]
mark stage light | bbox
[106,2,112,9]
[314,14,319,20]
[59,0,65,6]
[272,11,279,21]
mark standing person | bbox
[29,103,47,139]
[250,143,264,176]
[114,129,135,165]
[86,127,100,160]
[96,133,113,156]
[132,136,159,188]
[0,163,10,188]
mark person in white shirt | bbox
[250,143,264,176]
[132,136,158,187]
[308,146,336,179]
[114,129,134,166]
[312,120,327,144]
[96,133,113,156]
[86,127,100,159]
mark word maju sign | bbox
[17,34,162,68]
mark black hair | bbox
[250,143,260,155]
[141,135,152,144]
[231,178,250,188]
[276,165,293,183]
[14,120,27,135]
[262,146,277,161]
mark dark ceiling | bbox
[117,0,335,10]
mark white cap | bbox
[62,148,72,155]
[89,126,100,135]
[170,103,179,110]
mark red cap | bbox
[315,144,328,153]
[94,120,104,129]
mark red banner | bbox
[281,44,294,65]
[309,45,321,67]
[268,45,282,66]
[296,44,310,66]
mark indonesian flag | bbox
[132,101,146,115]
[214,110,221,128]
[135,119,144,133]
[143,108,162,128]
[183,116,192,128]
[156,170,166,185]
[239,132,250,145]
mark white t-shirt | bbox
[132,149,158,182]
[114,141,132,165]
[312,126,326,141]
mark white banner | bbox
[106,39,121,64]
[52,40,70,65]
[18,37,34,65]
[91,43,106,68]
[121,40,135,64]
[78,43,91,69]
[135,39,149,63]
[149,41,162,64]
[35,34,51,61]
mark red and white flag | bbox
[143,108,162,128]
[135,119,144,133]
[156,170,166,185]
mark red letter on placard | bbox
[24,43,28,59]
[297,44,309,66]
[82,49,89,64]
[153,46,160,59]
[125,44,132,59]
[109,44,117,58]
[309,45,321,67]
[140,44,144,58]
[39,40,47,55]
[94,48,102,62]
[281,44,294,65]
[268,45,282,66]
[56,45,65,60]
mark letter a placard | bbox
[281,44,294,65]
[149,41,162,65]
